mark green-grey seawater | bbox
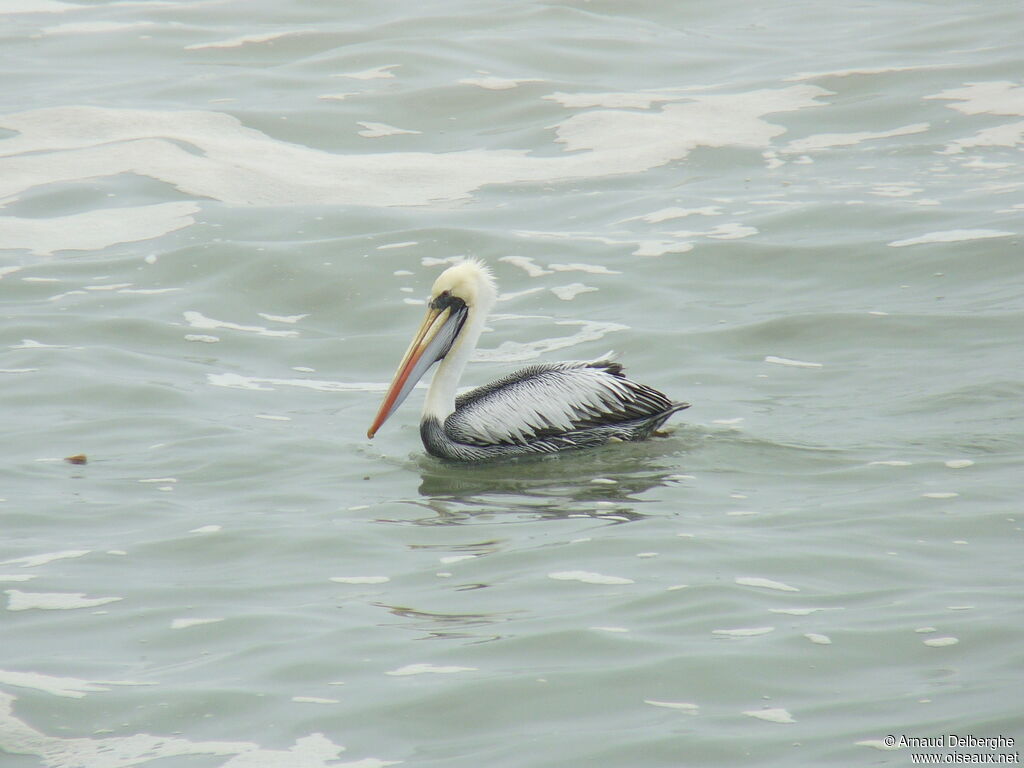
[2,1,1022,766]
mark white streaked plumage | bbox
[367,258,688,461]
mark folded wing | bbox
[447,360,681,447]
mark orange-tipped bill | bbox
[367,303,467,438]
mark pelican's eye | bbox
[430,291,466,312]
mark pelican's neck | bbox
[423,298,489,422]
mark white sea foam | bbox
[553,86,829,158]
[550,283,598,301]
[888,229,1013,247]
[36,21,154,36]
[712,627,775,637]
[515,232,640,251]
[208,372,388,392]
[963,158,1013,170]
[184,311,299,338]
[764,355,823,368]
[619,206,723,223]
[632,240,694,257]
[925,81,1024,116]
[939,121,1024,155]
[171,618,224,630]
[923,636,959,647]
[420,256,464,268]
[735,577,800,592]
[786,64,946,81]
[499,255,553,277]
[460,75,541,90]
[644,699,699,713]
[548,571,634,585]
[46,289,87,302]
[0,670,151,699]
[665,222,758,240]
[6,589,121,611]
[743,707,796,723]
[944,459,974,469]
[258,312,308,324]
[0,88,828,209]
[185,31,293,50]
[0,693,398,768]
[548,262,621,275]
[785,123,928,152]
[118,287,180,295]
[470,320,629,363]
[439,555,476,564]
[357,121,422,138]
[769,608,827,616]
[804,633,832,645]
[10,339,65,349]
[2,550,90,568]
[0,202,198,255]
[385,663,477,676]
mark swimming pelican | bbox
[367,259,689,461]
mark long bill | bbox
[367,303,468,438]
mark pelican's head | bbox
[426,257,497,310]
[367,259,497,438]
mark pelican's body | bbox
[368,259,689,461]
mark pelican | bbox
[367,259,689,461]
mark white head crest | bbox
[430,258,497,308]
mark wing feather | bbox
[448,360,677,446]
